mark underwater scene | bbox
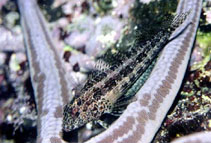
[0,0,210,143]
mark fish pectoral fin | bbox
[114,95,137,108]
[110,96,137,116]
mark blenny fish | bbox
[63,11,190,132]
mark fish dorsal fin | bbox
[95,59,112,73]
[97,51,125,68]
[81,69,107,92]
[169,10,191,32]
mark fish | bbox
[63,11,191,132]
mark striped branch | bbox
[18,0,71,142]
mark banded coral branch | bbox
[86,0,202,143]
[18,0,71,142]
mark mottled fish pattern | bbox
[63,11,190,132]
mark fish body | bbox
[63,12,190,132]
